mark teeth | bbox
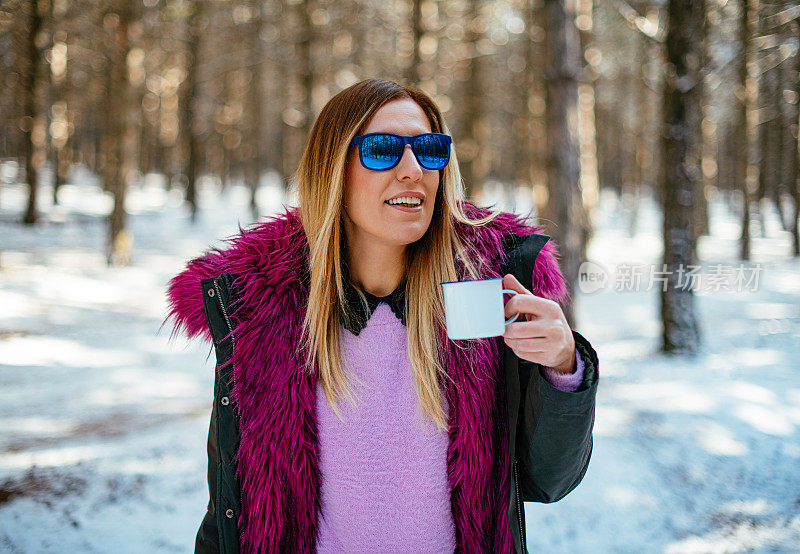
[387,196,422,206]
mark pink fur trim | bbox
[162,201,568,552]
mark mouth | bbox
[385,198,424,212]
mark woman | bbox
[163,78,599,554]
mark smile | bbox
[385,199,423,212]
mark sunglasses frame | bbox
[349,132,452,171]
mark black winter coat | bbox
[190,232,599,553]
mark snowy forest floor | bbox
[0,171,799,553]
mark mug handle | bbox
[502,289,520,324]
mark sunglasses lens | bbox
[413,134,450,169]
[360,134,403,170]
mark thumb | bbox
[502,273,531,296]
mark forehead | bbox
[362,98,432,136]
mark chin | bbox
[392,228,429,245]
[373,215,432,245]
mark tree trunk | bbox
[624,20,648,238]
[47,0,69,208]
[460,0,486,200]
[179,0,203,223]
[790,16,800,256]
[106,5,134,266]
[22,0,42,225]
[757,38,778,238]
[511,0,537,214]
[405,0,422,87]
[695,0,710,239]
[292,0,314,175]
[245,5,266,220]
[659,0,703,354]
[775,6,798,237]
[540,0,586,328]
[737,0,758,261]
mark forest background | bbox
[1,0,799,552]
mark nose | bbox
[396,144,423,180]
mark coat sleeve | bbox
[516,331,599,503]
[500,229,599,504]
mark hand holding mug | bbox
[501,273,576,374]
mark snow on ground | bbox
[0,166,798,553]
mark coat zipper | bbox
[514,458,526,553]
[213,278,235,349]
[213,277,238,553]
[213,277,237,421]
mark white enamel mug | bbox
[441,277,520,340]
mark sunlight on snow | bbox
[718,498,774,516]
[35,271,123,305]
[613,381,717,414]
[694,421,748,456]
[733,403,794,436]
[743,302,800,320]
[0,290,41,319]
[603,485,658,510]
[49,183,113,216]
[723,382,779,405]
[728,347,785,366]
[592,405,635,436]
[0,417,76,436]
[0,443,116,470]
[3,335,140,367]
[80,369,203,407]
[595,338,656,362]
[770,270,800,295]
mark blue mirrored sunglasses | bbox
[349,132,452,171]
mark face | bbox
[343,98,441,253]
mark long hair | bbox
[294,78,503,430]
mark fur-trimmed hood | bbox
[163,200,568,553]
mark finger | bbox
[502,319,548,339]
[505,339,548,364]
[503,291,553,321]
[502,274,530,322]
[504,337,550,352]
[502,273,531,296]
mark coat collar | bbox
[340,275,406,335]
[164,201,568,552]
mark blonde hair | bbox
[293,78,502,430]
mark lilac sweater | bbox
[315,303,585,552]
